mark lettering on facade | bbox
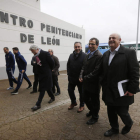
[0,11,83,46]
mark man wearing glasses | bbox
[79,38,102,125]
[67,42,86,113]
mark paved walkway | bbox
[0,71,140,140]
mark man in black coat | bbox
[79,38,102,124]
[67,42,87,113]
[101,33,139,137]
[30,56,39,94]
[29,45,55,111]
[48,49,60,96]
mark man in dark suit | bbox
[30,56,39,94]
[67,42,87,113]
[29,45,55,111]
[48,49,60,96]
[101,33,139,136]
[79,38,102,124]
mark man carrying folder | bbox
[101,33,139,137]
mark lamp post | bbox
[136,0,140,55]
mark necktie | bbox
[88,53,92,59]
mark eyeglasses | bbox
[88,43,96,46]
[75,46,81,48]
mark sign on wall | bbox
[0,11,82,45]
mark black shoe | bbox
[11,90,18,95]
[48,98,55,103]
[121,125,132,135]
[31,105,41,111]
[26,85,32,89]
[86,118,98,125]
[86,111,92,117]
[55,92,61,96]
[104,129,119,137]
[30,91,37,94]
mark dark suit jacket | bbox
[51,55,60,76]
[37,50,54,91]
[101,45,139,106]
[79,50,103,92]
[31,56,38,74]
[67,50,87,84]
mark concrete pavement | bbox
[0,71,140,140]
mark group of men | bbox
[3,47,32,95]
[3,33,139,137]
[29,47,61,111]
[67,33,139,137]
[3,46,61,110]
[30,48,60,96]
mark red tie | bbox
[36,56,42,66]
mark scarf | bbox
[34,49,42,66]
[34,49,41,57]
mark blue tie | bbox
[88,53,92,59]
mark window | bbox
[123,44,140,50]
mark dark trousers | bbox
[15,71,31,91]
[52,75,60,93]
[83,88,100,120]
[33,74,39,92]
[107,105,133,130]
[68,82,84,107]
[36,89,55,106]
[6,68,17,87]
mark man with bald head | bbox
[101,33,139,136]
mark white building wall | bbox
[0,0,85,80]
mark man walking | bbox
[79,38,102,124]
[101,33,139,136]
[30,45,55,111]
[48,49,60,96]
[30,56,39,94]
[3,47,17,90]
[67,42,86,113]
[11,47,32,95]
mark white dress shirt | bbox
[108,45,120,65]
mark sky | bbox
[40,0,140,44]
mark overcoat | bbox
[101,45,139,106]
[79,50,103,92]
[51,55,60,76]
[31,56,38,74]
[67,50,87,84]
[37,50,54,91]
